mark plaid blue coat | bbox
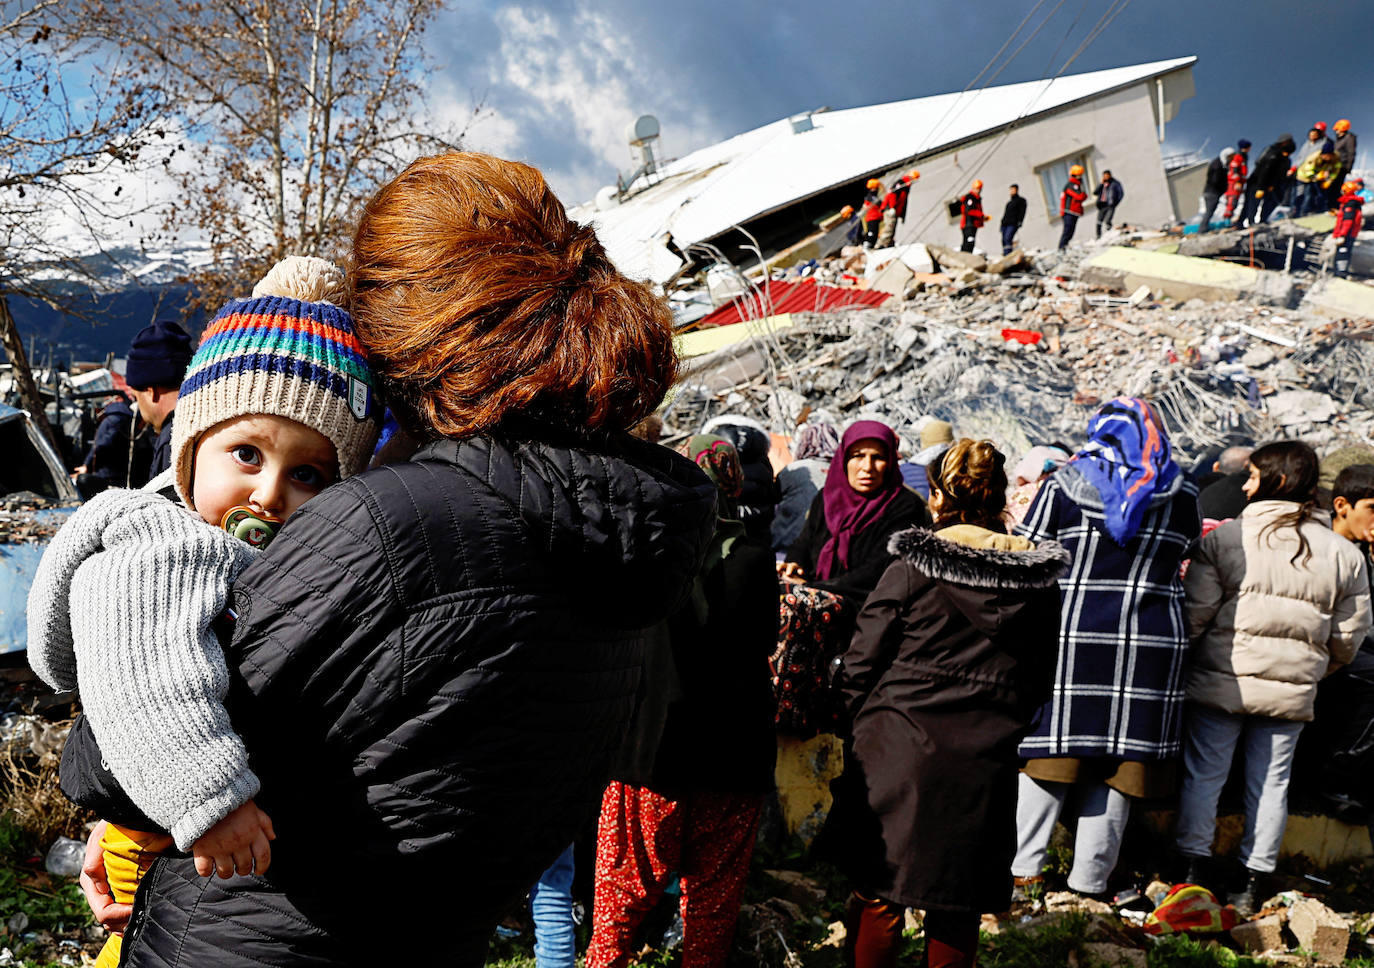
[1015,465,1201,760]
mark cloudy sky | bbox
[430,0,1374,206]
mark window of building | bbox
[1036,152,1092,220]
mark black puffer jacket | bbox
[121,430,717,968]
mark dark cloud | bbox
[428,0,1374,203]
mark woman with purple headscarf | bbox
[782,420,930,607]
[770,422,930,737]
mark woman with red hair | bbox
[102,152,718,967]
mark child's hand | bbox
[191,799,275,879]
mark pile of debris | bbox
[668,249,1374,464]
[0,496,65,546]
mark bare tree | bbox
[63,0,471,311]
[0,0,168,440]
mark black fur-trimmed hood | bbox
[887,527,1071,589]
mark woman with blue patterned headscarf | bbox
[1010,398,1201,901]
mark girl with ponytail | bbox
[1178,440,1372,914]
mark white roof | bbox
[572,56,1196,284]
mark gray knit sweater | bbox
[27,472,260,849]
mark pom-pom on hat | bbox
[171,255,382,510]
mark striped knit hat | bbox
[171,256,382,510]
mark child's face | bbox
[191,414,338,528]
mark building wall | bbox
[884,81,1181,253]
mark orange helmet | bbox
[866,178,881,190]
[1069,164,1085,177]
[972,179,983,191]
[1335,119,1352,133]
[908,169,920,181]
[839,204,855,219]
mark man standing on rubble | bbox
[1093,170,1124,238]
[123,320,193,481]
[1331,120,1357,208]
[1240,134,1296,227]
[1058,164,1087,250]
[1223,140,1250,224]
[959,180,986,253]
[1000,184,1026,255]
[861,179,884,248]
[1201,148,1231,233]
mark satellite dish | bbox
[595,186,621,211]
[626,115,660,147]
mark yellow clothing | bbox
[94,825,174,968]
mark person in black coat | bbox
[1240,134,1296,227]
[1201,148,1231,233]
[72,397,153,499]
[99,152,718,968]
[1000,184,1027,255]
[703,414,779,544]
[825,439,1067,968]
[589,434,777,968]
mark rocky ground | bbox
[669,241,1374,466]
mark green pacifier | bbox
[220,506,282,549]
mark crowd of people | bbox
[847,117,1365,274]
[23,148,1374,968]
[1200,122,1366,274]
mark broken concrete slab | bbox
[1300,276,1374,320]
[1080,246,1295,306]
[1287,897,1349,965]
[899,243,937,274]
[1230,914,1286,954]
[868,257,915,297]
[1266,389,1337,427]
[926,244,987,272]
[987,249,1029,275]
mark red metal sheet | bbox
[695,278,890,329]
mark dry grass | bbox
[0,720,93,848]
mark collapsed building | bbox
[573,56,1198,284]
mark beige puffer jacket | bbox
[1184,500,1372,721]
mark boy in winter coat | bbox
[27,257,382,968]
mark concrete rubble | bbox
[671,240,1374,464]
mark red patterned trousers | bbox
[587,782,763,968]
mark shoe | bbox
[1011,875,1044,904]
[1182,856,1208,887]
[1228,871,1262,918]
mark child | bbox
[1177,441,1371,915]
[28,256,381,968]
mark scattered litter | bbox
[43,837,86,878]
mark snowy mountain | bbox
[8,241,214,366]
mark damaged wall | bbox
[888,81,1181,254]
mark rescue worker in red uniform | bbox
[1058,164,1088,250]
[861,178,884,248]
[1333,178,1364,279]
[1223,140,1250,222]
[877,171,918,248]
[959,179,986,253]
